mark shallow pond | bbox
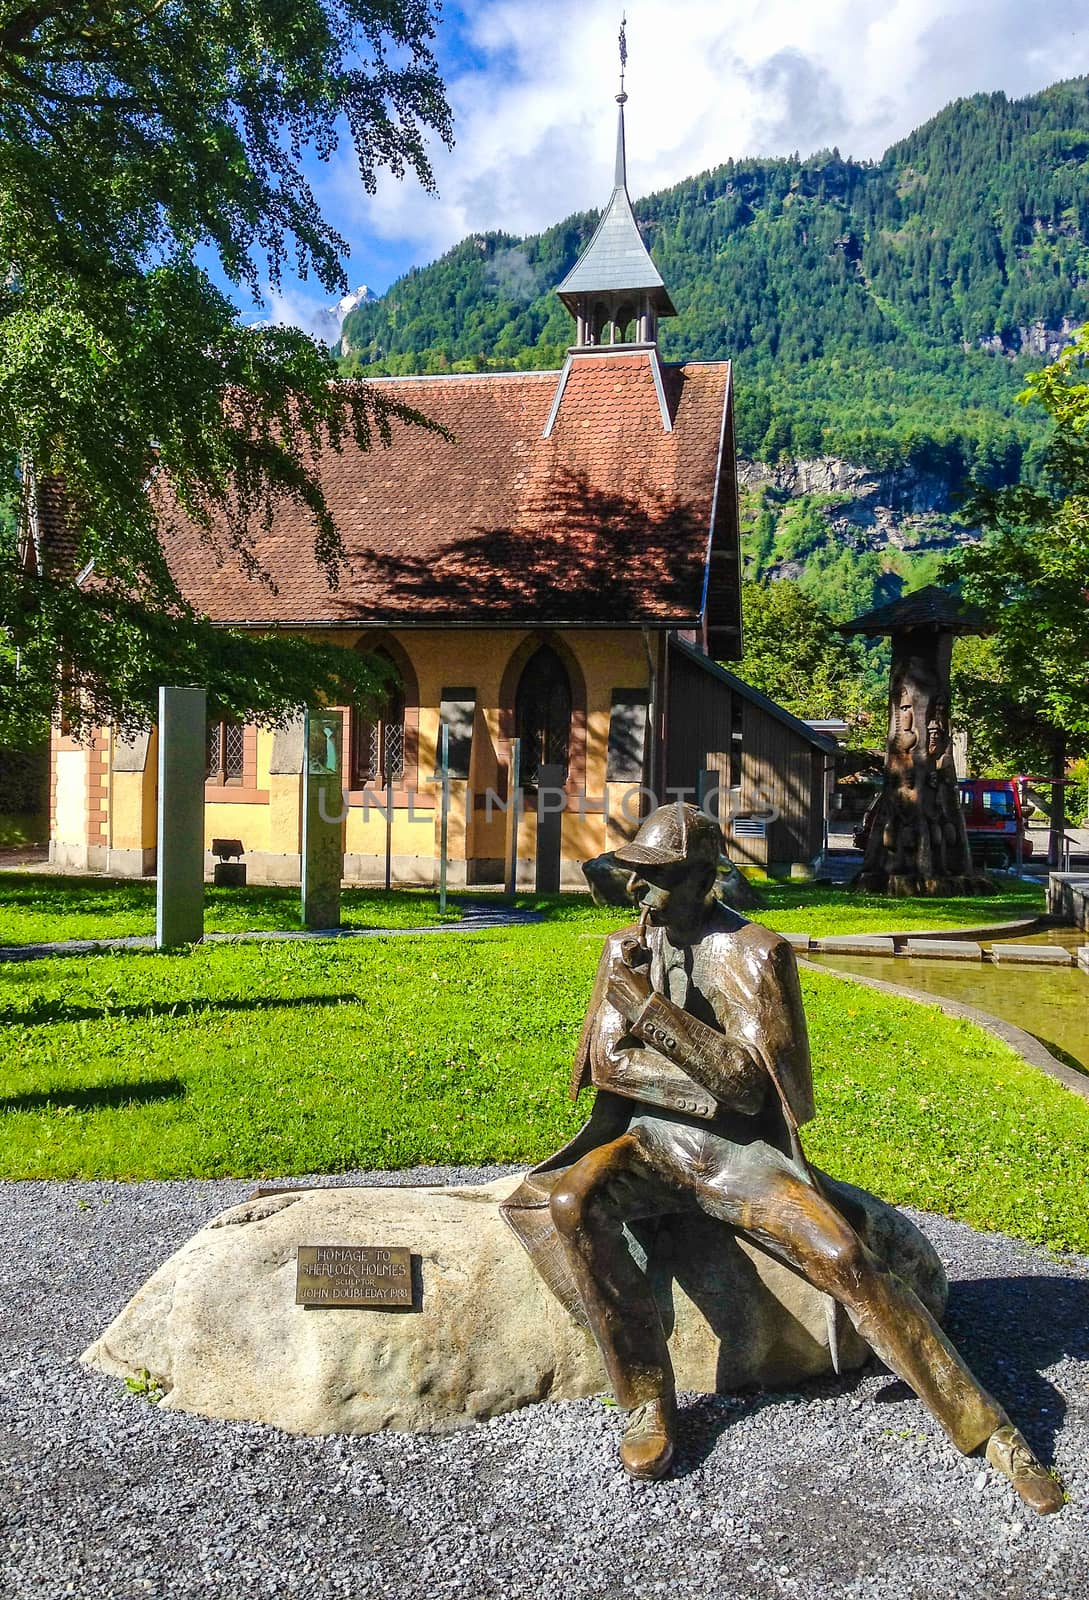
[810,933,1089,1075]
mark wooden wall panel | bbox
[667,645,825,867]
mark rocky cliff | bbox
[738,455,981,602]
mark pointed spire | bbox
[614,97,627,191]
[615,13,628,189]
[554,15,677,342]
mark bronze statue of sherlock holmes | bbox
[501,804,1062,1514]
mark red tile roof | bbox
[161,350,740,637]
[25,474,80,579]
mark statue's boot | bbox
[985,1426,1065,1515]
[620,1393,676,1482]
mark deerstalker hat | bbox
[614,803,723,869]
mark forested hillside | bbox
[340,77,1089,617]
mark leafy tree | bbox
[946,329,1089,864]
[0,2,452,743]
[732,581,884,740]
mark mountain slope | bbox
[340,78,1089,619]
[343,77,1089,476]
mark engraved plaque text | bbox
[295,1244,413,1307]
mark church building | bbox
[48,84,835,888]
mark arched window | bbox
[515,644,572,787]
[350,649,406,787]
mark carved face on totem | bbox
[926,695,950,759]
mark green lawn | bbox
[751,878,1045,936]
[3,916,1087,1253]
[0,871,1045,947]
[0,873,461,944]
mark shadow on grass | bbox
[0,1077,186,1113]
[2,994,351,1028]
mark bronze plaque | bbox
[295,1245,413,1307]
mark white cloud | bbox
[249,283,377,344]
[310,0,1089,293]
[254,284,332,343]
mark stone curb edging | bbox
[800,957,1089,1103]
[784,916,1048,955]
[780,919,1080,967]
[873,915,1048,944]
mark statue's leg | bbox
[698,1156,1005,1454]
[682,1151,1063,1512]
[549,1132,677,1410]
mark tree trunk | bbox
[1047,730,1068,871]
[854,628,992,897]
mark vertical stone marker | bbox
[156,686,206,949]
[302,708,343,929]
[535,762,564,894]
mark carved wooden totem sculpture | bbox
[841,586,993,897]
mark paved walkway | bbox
[0,899,543,963]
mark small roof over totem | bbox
[838,584,991,638]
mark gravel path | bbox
[1,1168,1086,1600]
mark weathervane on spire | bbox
[618,13,628,103]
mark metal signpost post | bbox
[535,763,564,895]
[156,685,206,949]
[438,722,450,917]
[505,737,521,902]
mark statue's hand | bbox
[606,962,652,1022]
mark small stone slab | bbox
[1078,946,1089,973]
[990,944,1074,966]
[903,939,982,960]
[781,933,811,952]
[813,937,895,956]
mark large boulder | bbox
[82,1174,946,1437]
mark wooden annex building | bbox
[45,92,837,888]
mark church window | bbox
[206,719,245,787]
[516,644,572,787]
[350,651,406,787]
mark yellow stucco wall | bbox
[109,729,158,851]
[332,626,651,870]
[59,627,654,879]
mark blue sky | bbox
[232,0,1089,336]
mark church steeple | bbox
[555,17,677,349]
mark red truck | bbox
[958,778,1033,866]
